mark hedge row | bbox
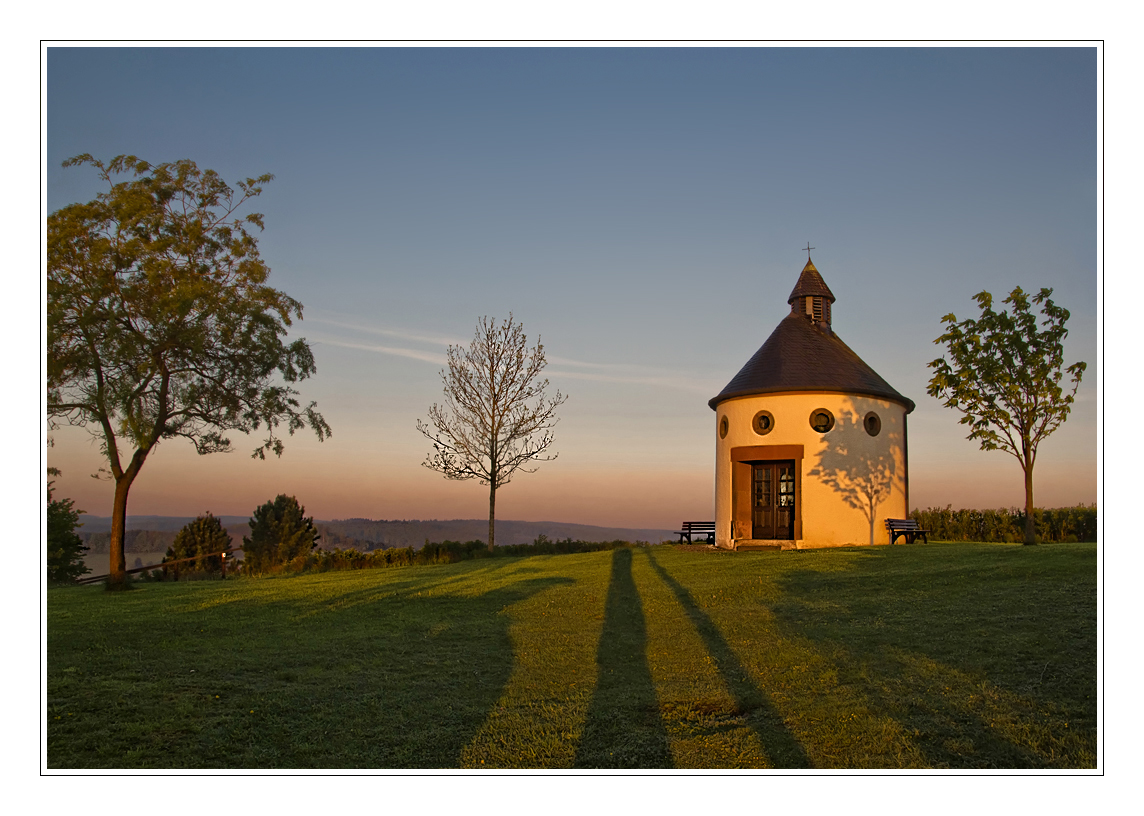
[909,505,1097,543]
[496,535,644,557]
[248,536,649,575]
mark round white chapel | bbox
[709,256,915,550]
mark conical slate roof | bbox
[787,258,835,303]
[709,260,914,412]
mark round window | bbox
[809,408,835,433]
[752,410,775,436]
[719,416,729,439]
[864,412,882,437]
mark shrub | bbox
[242,495,320,574]
[236,536,648,577]
[910,504,1097,543]
[163,514,232,578]
[46,483,90,584]
[497,537,635,557]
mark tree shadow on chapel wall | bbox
[807,400,902,546]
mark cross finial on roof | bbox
[803,242,815,259]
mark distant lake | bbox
[81,551,167,576]
[80,550,244,577]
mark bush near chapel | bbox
[910,505,1097,543]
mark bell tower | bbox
[787,257,836,332]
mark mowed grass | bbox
[46,542,1097,769]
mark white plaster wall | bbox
[713,393,909,549]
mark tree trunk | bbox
[107,446,150,589]
[1023,464,1037,545]
[108,474,135,589]
[488,482,496,553]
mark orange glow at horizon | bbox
[47,417,1096,530]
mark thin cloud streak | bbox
[313,337,447,366]
[546,354,667,372]
[313,314,692,378]
[308,315,713,393]
[311,329,718,395]
[546,368,718,396]
[308,315,467,348]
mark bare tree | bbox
[417,315,567,552]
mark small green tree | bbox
[242,494,320,573]
[927,287,1086,545]
[47,483,90,583]
[164,514,233,575]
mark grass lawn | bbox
[45,542,1097,769]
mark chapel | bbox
[709,256,915,550]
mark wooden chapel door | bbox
[752,461,795,540]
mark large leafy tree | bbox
[48,155,330,588]
[417,315,566,552]
[927,287,1086,545]
[242,494,320,573]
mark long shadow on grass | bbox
[299,571,576,769]
[288,557,528,615]
[769,546,1096,768]
[46,565,575,769]
[574,548,672,768]
[644,548,812,768]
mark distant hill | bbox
[79,516,250,554]
[79,515,250,534]
[318,519,675,549]
[77,515,676,553]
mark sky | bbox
[43,45,1099,529]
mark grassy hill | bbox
[46,542,1097,769]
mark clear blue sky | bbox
[45,46,1098,528]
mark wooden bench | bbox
[885,518,930,545]
[676,521,715,545]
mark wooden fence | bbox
[76,549,236,585]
